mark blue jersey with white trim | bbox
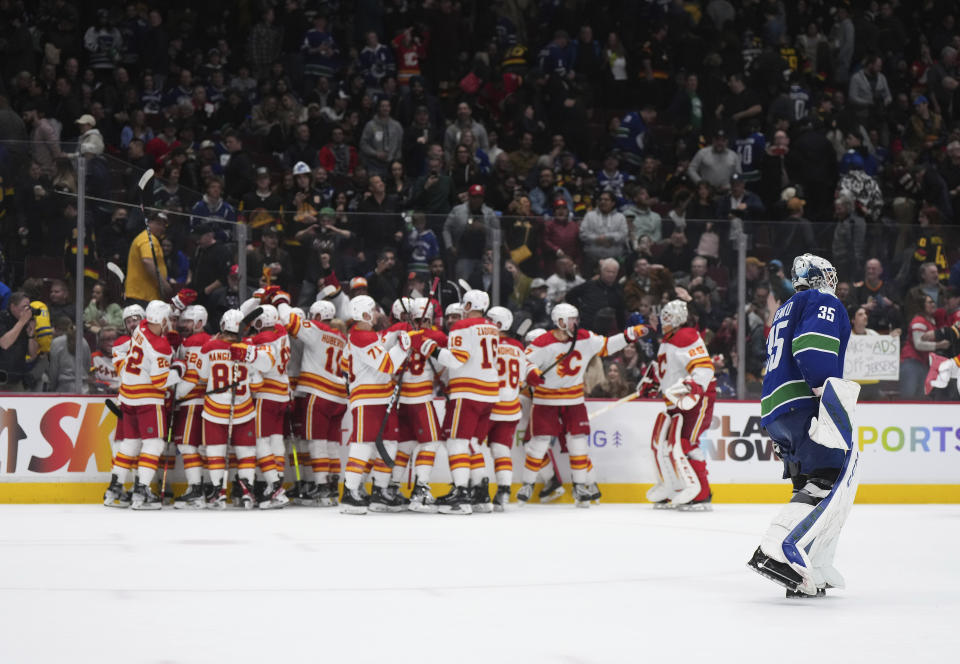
[760,289,850,426]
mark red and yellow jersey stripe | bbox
[203,395,255,422]
[349,383,395,405]
[448,377,499,398]
[400,380,433,399]
[491,398,522,420]
[119,383,166,402]
[254,377,289,397]
[532,384,585,402]
[297,371,348,400]
[685,357,714,373]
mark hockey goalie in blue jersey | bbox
[747,253,862,598]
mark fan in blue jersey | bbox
[748,253,862,598]
[734,130,766,183]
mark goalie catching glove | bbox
[663,377,703,410]
[229,343,258,363]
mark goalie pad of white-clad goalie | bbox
[761,378,861,594]
[646,412,674,503]
[668,415,702,506]
[807,378,861,450]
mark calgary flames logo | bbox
[555,350,582,378]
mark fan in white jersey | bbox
[644,299,716,510]
[104,301,181,510]
[521,302,649,506]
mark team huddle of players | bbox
[102,282,717,515]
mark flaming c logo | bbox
[555,350,582,378]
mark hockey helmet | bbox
[391,297,414,321]
[221,309,244,334]
[309,300,336,321]
[487,306,513,332]
[660,300,688,332]
[412,297,434,322]
[791,253,838,295]
[525,328,546,344]
[181,305,208,328]
[462,289,490,315]
[349,295,377,323]
[445,302,463,318]
[145,300,172,325]
[256,304,279,329]
[551,302,578,331]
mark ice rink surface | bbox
[0,503,956,663]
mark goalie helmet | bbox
[551,302,578,331]
[391,297,413,321]
[791,253,838,295]
[145,300,172,325]
[180,305,208,330]
[256,304,279,329]
[220,309,244,334]
[462,289,489,315]
[309,300,336,321]
[486,306,513,332]
[349,295,377,323]
[525,328,546,345]
[659,300,688,331]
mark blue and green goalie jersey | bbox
[760,289,851,426]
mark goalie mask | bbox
[659,300,688,332]
[791,253,838,295]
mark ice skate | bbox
[285,480,303,504]
[408,482,438,513]
[386,482,410,508]
[516,482,534,505]
[586,481,602,504]
[103,475,130,508]
[327,475,340,506]
[537,476,565,503]
[746,547,809,593]
[315,482,337,507]
[207,488,228,510]
[572,482,593,508]
[238,479,256,510]
[471,478,493,513]
[437,485,473,515]
[368,485,404,513]
[174,484,206,510]
[492,485,510,512]
[786,587,826,598]
[258,481,290,510]
[677,492,712,512]
[652,499,676,510]
[340,486,369,515]
[130,481,161,510]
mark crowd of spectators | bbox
[1,0,960,399]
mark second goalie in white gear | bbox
[645,299,715,509]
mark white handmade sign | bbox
[843,334,900,381]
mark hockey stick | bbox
[588,393,640,421]
[137,169,167,297]
[457,278,472,295]
[106,261,125,301]
[446,280,463,302]
[515,318,532,339]
[159,392,177,507]
[539,324,580,376]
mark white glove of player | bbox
[419,337,438,358]
[398,331,412,353]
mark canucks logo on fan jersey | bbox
[760,289,851,426]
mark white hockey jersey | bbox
[249,324,291,403]
[492,336,536,421]
[177,332,212,407]
[91,351,119,391]
[111,334,132,376]
[118,321,179,406]
[341,327,407,407]
[655,327,715,400]
[287,314,348,404]
[434,317,500,402]
[526,328,629,405]
[179,337,276,424]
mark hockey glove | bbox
[270,290,292,307]
[165,330,182,350]
[397,330,412,353]
[230,343,257,363]
[675,378,704,411]
[171,288,198,312]
[171,359,186,377]
[525,370,545,387]
[624,324,649,342]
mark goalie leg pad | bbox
[646,411,672,503]
[665,415,700,505]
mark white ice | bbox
[0,503,955,663]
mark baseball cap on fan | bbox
[468,184,485,197]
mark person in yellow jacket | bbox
[125,213,171,305]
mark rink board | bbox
[0,395,958,503]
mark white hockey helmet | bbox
[349,295,377,323]
[145,300,172,325]
[525,327,546,345]
[445,302,463,319]
[487,306,513,332]
[391,297,413,321]
[462,289,489,315]
[256,304,279,329]
[181,305,208,329]
[660,299,688,331]
[791,253,838,295]
[412,297,434,322]
[551,302,579,331]
[309,299,336,321]
[221,309,244,334]
[122,303,145,322]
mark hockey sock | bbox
[256,438,279,484]
[446,438,471,487]
[295,439,314,481]
[468,442,487,485]
[178,444,203,486]
[206,445,227,487]
[236,447,256,485]
[414,441,439,484]
[390,440,416,484]
[269,434,286,478]
[522,436,551,484]
[309,439,329,482]
[536,454,554,482]
[136,438,165,486]
[344,442,373,491]
[490,442,513,486]
[327,440,342,475]
[685,443,710,500]
[372,440,398,488]
[567,435,590,484]
[113,438,142,485]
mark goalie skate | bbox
[677,492,712,512]
[746,547,809,594]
